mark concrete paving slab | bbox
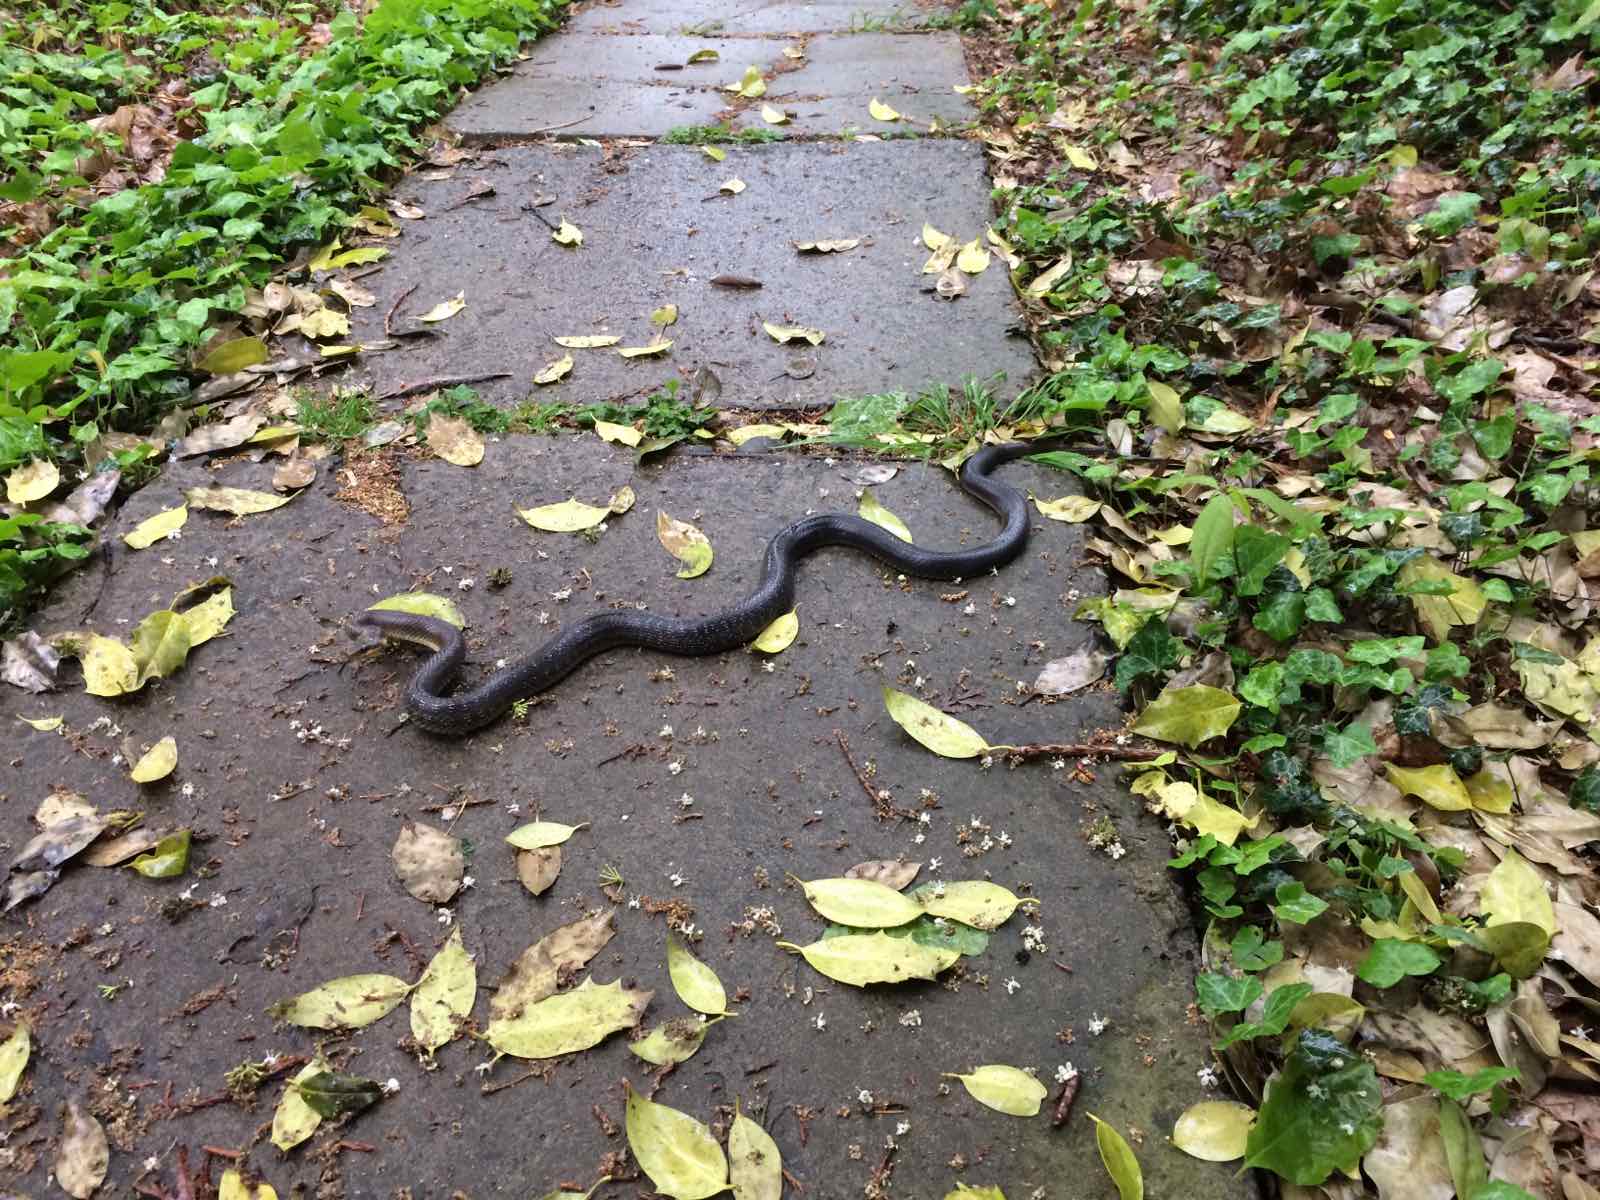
[570,0,947,36]
[342,141,1035,411]
[5,438,1251,1199]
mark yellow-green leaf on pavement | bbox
[79,634,138,696]
[859,491,912,542]
[554,334,620,349]
[180,586,235,646]
[626,1086,729,1200]
[0,1021,30,1103]
[869,97,901,121]
[1173,1100,1255,1161]
[946,1064,1048,1116]
[272,1061,325,1150]
[1384,763,1472,812]
[486,977,650,1058]
[917,880,1029,930]
[618,340,673,359]
[1131,683,1241,748]
[1035,494,1101,523]
[802,877,923,928]
[1090,1113,1145,1200]
[777,932,958,987]
[419,291,466,322]
[729,1107,782,1200]
[762,322,825,346]
[629,1016,710,1066]
[956,239,991,274]
[219,1167,278,1200]
[506,820,587,850]
[517,499,612,533]
[596,419,642,447]
[369,592,466,628]
[1481,849,1556,936]
[185,484,293,515]
[411,926,476,1053]
[124,505,188,549]
[132,609,192,684]
[269,973,411,1030]
[658,512,714,579]
[883,687,989,758]
[196,335,269,375]
[129,735,177,783]
[552,219,583,247]
[751,610,798,653]
[534,354,574,385]
[668,933,728,1015]
[130,829,190,878]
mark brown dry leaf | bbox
[517,847,561,896]
[392,821,465,903]
[56,1100,109,1198]
[490,911,615,1023]
[273,456,318,491]
[843,860,921,890]
[176,412,267,458]
[426,413,485,467]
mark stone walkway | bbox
[1,4,1251,1198]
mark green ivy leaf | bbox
[1253,590,1305,641]
[1114,616,1181,692]
[1422,1066,1519,1102]
[1233,526,1291,597]
[1271,882,1329,925]
[1244,1029,1382,1184]
[1230,925,1283,972]
[1195,972,1262,1015]
[1321,722,1376,769]
[1216,982,1313,1049]
[1189,494,1237,588]
[1356,939,1441,987]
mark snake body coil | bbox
[358,441,1047,735]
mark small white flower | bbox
[928,857,943,872]
[457,577,475,591]
[627,896,641,909]
[1338,1121,1356,1136]
[1051,758,1065,770]
[1003,595,1016,607]
[537,610,552,625]
[143,1155,160,1172]
[962,602,977,616]
[1197,1064,1220,1088]
[1055,1063,1078,1084]
[857,1089,874,1106]
[668,871,687,888]
[912,832,925,844]
[980,755,994,769]
[505,802,521,815]
[437,908,454,925]
[761,661,775,673]
[474,1061,494,1075]
[970,814,984,828]
[659,724,674,739]
[918,811,931,824]
[899,1009,922,1027]
[460,875,476,890]
[551,588,572,601]
[1004,977,1021,994]
[998,831,1012,847]
[1574,1026,1593,1041]
[380,1077,401,1095]
[208,893,228,908]
[495,658,507,669]
[814,1013,827,1030]
[1107,842,1127,860]
[1088,1013,1109,1035]
[677,792,694,808]
[668,760,684,776]
[180,782,195,799]
[895,1120,911,1136]
[97,922,114,936]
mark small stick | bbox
[834,729,910,821]
[200,1145,241,1160]
[421,796,495,814]
[336,1139,376,1153]
[481,1066,544,1095]
[375,372,512,402]
[1052,1074,1081,1127]
[781,1167,806,1193]
[383,283,418,336]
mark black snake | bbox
[358,441,1050,734]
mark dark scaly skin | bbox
[358,441,1049,734]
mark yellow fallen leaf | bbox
[922,223,953,252]
[130,736,177,784]
[869,97,901,122]
[1399,557,1487,641]
[794,238,860,253]
[6,458,58,504]
[727,66,766,98]
[618,340,673,358]
[702,145,727,162]
[657,511,714,579]
[955,239,991,274]
[1385,763,1472,811]
[760,104,789,124]
[751,610,798,653]
[762,322,825,345]
[533,354,574,384]
[185,485,294,515]
[720,177,746,195]
[595,420,642,447]
[298,308,349,339]
[1063,144,1098,170]
[1034,495,1101,522]
[124,505,188,550]
[882,687,989,758]
[517,499,611,532]
[726,424,787,446]
[419,291,466,323]
[651,304,679,327]
[1148,380,1184,433]
[369,592,466,628]
[1482,849,1556,936]
[859,491,912,543]
[552,219,583,246]
[554,334,620,348]
[425,413,484,467]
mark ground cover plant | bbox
[910,0,1600,1192]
